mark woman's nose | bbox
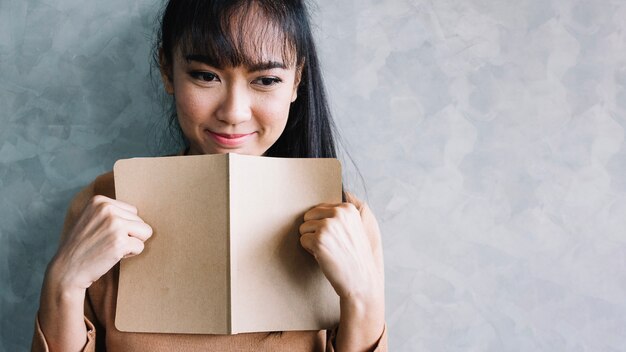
[215,84,252,125]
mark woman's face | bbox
[161,49,300,156]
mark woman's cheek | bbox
[264,107,290,140]
[174,100,207,150]
[177,90,214,124]
[252,92,284,121]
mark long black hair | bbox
[155,0,339,159]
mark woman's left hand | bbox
[300,201,386,350]
[299,202,383,303]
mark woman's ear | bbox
[159,48,175,95]
[291,62,304,103]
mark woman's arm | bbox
[300,199,386,351]
[34,195,153,352]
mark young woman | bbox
[32,0,386,351]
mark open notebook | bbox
[113,153,342,334]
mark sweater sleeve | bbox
[31,312,97,352]
[325,193,388,351]
[30,181,102,352]
[326,324,388,352]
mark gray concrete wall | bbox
[2,0,625,350]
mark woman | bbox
[32,0,386,351]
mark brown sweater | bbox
[31,151,387,352]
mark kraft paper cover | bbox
[113,153,341,334]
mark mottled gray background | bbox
[2,0,626,351]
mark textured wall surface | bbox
[1,0,625,351]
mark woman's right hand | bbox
[37,195,152,352]
[47,194,153,292]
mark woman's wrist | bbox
[339,291,385,329]
[336,289,385,352]
[43,259,86,305]
[38,259,89,352]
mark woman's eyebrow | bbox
[246,61,287,72]
[184,55,286,72]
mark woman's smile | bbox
[205,130,257,148]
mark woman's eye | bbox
[190,71,219,82]
[254,77,282,86]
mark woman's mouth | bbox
[206,130,255,147]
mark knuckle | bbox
[90,195,111,209]
[145,224,154,237]
[299,233,311,247]
[103,215,123,229]
[91,195,106,204]
[302,232,316,242]
[125,202,138,212]
[345,202,358,212]
[339,203,358,219]
[136,240,145,253]
[317,232,332,246]
[319,218,332,231]
[340,202,356,212]
[96,202,115,216]
[306,237,322,252]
